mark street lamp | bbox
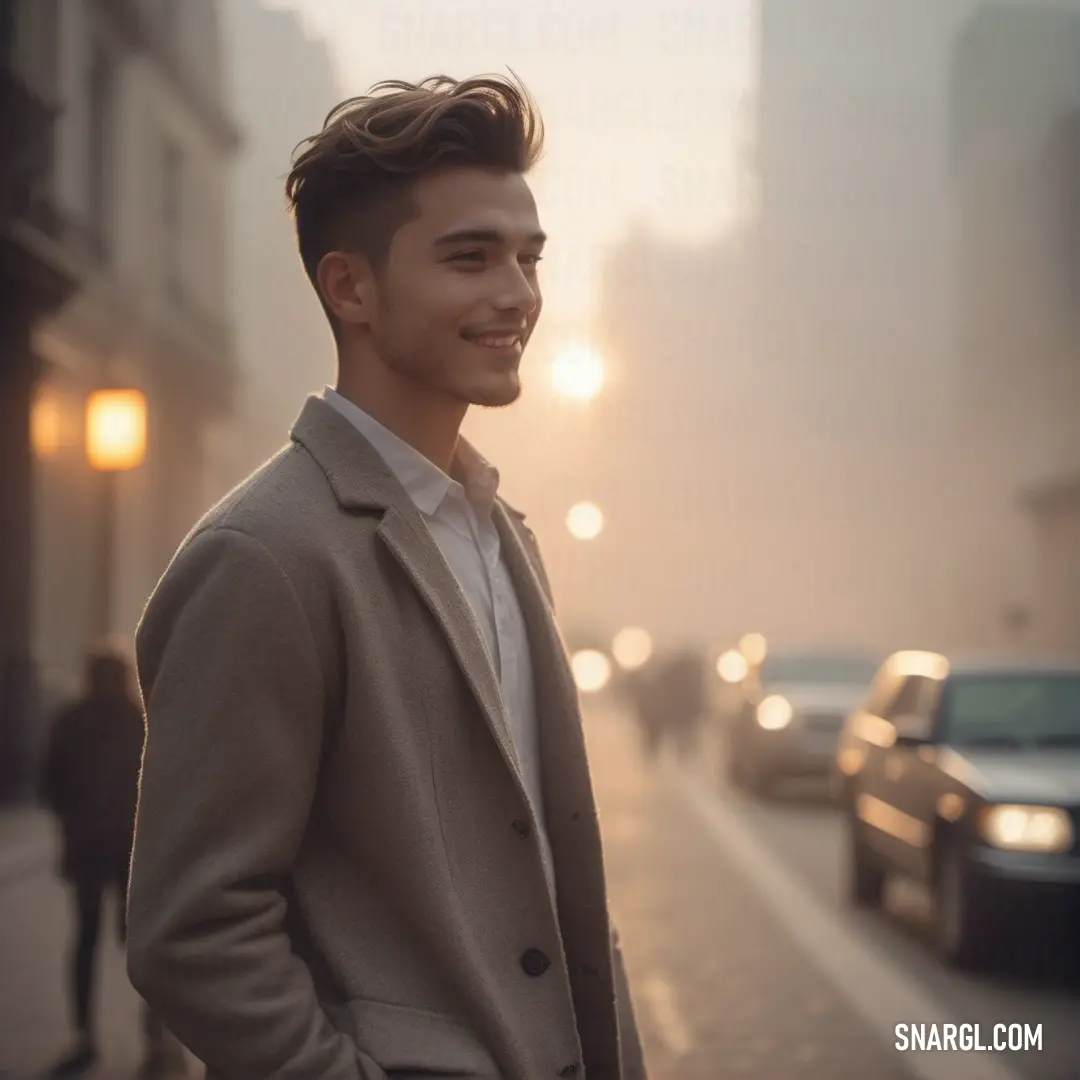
[86,388,147,639]
[567,501,604,540]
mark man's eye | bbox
[521,254,544,266]
[452,251,485,262]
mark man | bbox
[127,74,646,1079]
[39,647,178,1078]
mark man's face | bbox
[361,167,545,408]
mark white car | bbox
[725,649,878,795]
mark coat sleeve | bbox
[611,924,648,1080]
[126,525,387,1080]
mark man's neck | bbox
[334,362,467,475]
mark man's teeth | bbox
[472,335,519,348]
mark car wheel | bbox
[935,842,994,970]
[847,818,886,907]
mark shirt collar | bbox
[322,387,499,519]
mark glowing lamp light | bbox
[717,649,749,683]
[612,627,653,671]
[739,632,768,667]
[86,389,147,471]
[572,649,612,693]
[757,695,794,730]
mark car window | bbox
[760,654,878,686]
[941,674,1080,747]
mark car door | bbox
[879,674,940,880]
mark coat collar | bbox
[289,393,529,522]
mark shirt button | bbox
[519,948,551,977]
[511,819,530,839]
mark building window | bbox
[161,136,184,304]
[86,41,115,263]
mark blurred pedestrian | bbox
[126,74,646,1079]
[38,645,181,1078]
[628,652,707,766]
[664,650,708,764]
[627,667,666,763]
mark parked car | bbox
[835,650,1080,969]
[724,647,878,794]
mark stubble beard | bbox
[377,328,525,410]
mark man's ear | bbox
[317,251,376,329]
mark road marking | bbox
[672,765,1025,1080]
[638,975,693,1057]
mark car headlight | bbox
[978,804,1074,854]
[757,695,793,730]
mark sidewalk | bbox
[582,706,915,1080]
[0,809,158,1079]
[0,807,53,888]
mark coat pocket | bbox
[341,997,501,1078]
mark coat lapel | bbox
[376,506,527,793]
[289,396,528,799]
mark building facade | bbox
[1,0,79,801]
[591,0,1080,655]
[207,0,342,498]
[1,0,239,801]
[951,3,1080,648]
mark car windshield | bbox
[942,674,1080,748]
[760,655,877,687]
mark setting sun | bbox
[552,344,605,400]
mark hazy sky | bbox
[265,0,756,328]
[232,1,1080,655]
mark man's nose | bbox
[493,262,540,314]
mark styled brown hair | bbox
[285,73,544,322]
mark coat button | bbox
[519,948,550,977]
[558,1066,578,1077]
[511,819,530,838]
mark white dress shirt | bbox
[322,388,555,893]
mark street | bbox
[588,707,1080,1080]
[1,705,1077,1079]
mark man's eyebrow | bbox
[433,228,547,247]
